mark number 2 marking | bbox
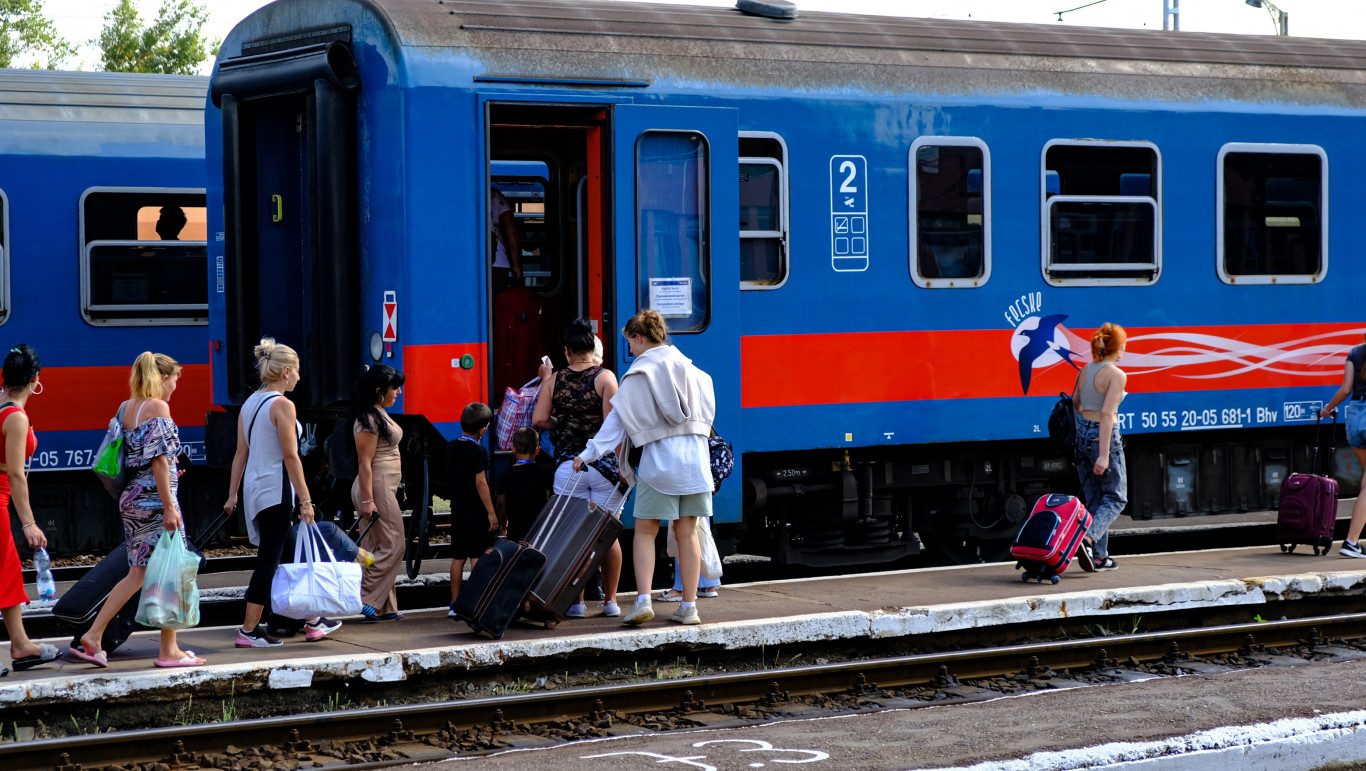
[838,160,858,193]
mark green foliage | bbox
[0,0,75,70]
[96,0,215,75]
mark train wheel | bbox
[404,453,432,580]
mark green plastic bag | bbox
[92,403,127,499]
[135,529,201,630]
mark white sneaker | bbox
[566,603,588,618]
[623,598,654,626]
[603,601,621,617]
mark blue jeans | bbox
[1346,400,1366,449]
[1075,417,1128,560]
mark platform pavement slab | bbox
[3,546,1366,708]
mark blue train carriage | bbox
[0,71,213,557]
[207,0,1363,568]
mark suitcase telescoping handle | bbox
[528,472,586,551]
[1314,410,1338,478]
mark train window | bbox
[80,188,208,326]
[740,132,788,289]
[637,131,709,332]
[910,137,990,288]
[1041,141,1161,286]
[1217,144,1327,285]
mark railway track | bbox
[7,611,1366,771]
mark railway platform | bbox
[4,540,1366,712]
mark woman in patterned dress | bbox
[72,352,204,668]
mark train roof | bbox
[0,70,206,126]
[228,0,1366,106]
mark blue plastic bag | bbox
[135,529,201,630]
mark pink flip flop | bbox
[154,650,205,668]
[68,645,109,668]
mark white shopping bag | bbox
[270,521,363,619]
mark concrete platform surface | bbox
[4,546,1366,708]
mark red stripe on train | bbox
[25,364,213,432]
[741,323,1358,408]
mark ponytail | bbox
[129,351,181,400]
[1090,322,1127,361]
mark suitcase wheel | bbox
[544,620,558,630]
[1049,575,1060,585]
[1021,572,1032,582]
[1279,544,1289,553]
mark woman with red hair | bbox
[1072,322,1129,571]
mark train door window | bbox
[1041,140,1160,286]
[1217,144,1326,285]
[739,132,788,288]
[910,137,990,288]
[492,160,552,289]
[80,188,208,325]
[637,131,709,332]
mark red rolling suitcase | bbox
[491,285,545,399]
[522,477,628,628]
[1012,494,1093,584]
[452,538,547,639]
[1277,413,1338,555]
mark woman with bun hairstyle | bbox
[573,310,716,626]
[73,352,204,668]
[533,317,623,618]
[350,365,406,620]
[224,338,338,647]
[0,344,59,672]
[1072,322,1129,572]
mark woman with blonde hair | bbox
[224,338,336,646]
[573,310,716,626]
[72,352,204,668]
[1072,322,1129,572]
[0,344,59,672]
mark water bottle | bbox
[33,547,56,602]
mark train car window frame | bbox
[909,136,991,289]
[1040,139,1162,288]
[1216,142,1328,286]
[739,130,789,290]
[635,129,711,333]
[79,186,208,327]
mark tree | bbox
[0,0,75,70]
[97,0,214,75]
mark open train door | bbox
[612,105,742,527]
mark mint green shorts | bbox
[633,479,713,521]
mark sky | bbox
[35,0,1366,74]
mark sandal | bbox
[654,590,684,602]
[12,642,59,671]
[154,650,206,668]
[67,644,109,669]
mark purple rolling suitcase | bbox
[1277,413,1338,555]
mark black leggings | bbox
[246,503,292,606]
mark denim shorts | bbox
[1346,400,1366,449]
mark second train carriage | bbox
[206,0,1366,567]
[0,71,216,557]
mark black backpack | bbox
[324,416,358,481]
[1047,392,1077,461]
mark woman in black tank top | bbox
[532,318,624,618]
[1319,335,1366,557]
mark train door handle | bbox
[271,194,283,223]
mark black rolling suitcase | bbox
[452,538,546,639]
[53,539,206,654]
[523,478,629,628]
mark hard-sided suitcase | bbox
[1012,493,1093,584]
[452,538,546,639]
[52,539,206,653]
[1277,413,1338,555]
[523,478,629,628]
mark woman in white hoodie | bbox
[573,310,715,626]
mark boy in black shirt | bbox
[497,427,553,543]
[446,402,499,617]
